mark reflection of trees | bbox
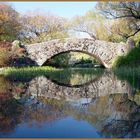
[101,120,140,138]
[0,77,25,134]
[0,76,28,100]
[19,97,68,127]
[100,94,140,138]
[0,84,140,138]
[66,94,140,138]
[0,98,23,134]
[4,91,138,138]
[109,94,140,113]
[0,94,68,134]
[0,76,12,95]
[114,70,140,91]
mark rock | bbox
[12,40,21,51]
[127,38,135,51]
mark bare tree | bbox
[96,2,140,39]
[19,11,69,43]
[70,10,110,40]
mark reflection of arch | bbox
[24,38,129,68]
[42,50,104,67]
[45,72,103,88]
[26,72,132,101]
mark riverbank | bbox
[1,66,140,86]
[113,66,140,77]
[1,66,140,78]
[0,66,104,82]
[113,47,140,67]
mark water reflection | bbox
[0,69,140,138]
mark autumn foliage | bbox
[0,4,21,42]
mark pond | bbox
[0,68,140,138]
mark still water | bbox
[0,68,140,138]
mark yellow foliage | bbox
[0,3,21,41]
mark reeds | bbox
[114,67,140,90]
[0,66,104,83]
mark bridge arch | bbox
[42,50,105,67]
[24,38,129,68]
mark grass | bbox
[112,47,140,89]
[0,66,58,82]
[1,66,56,75]
[113,47,140,67]
[0,66,104,84]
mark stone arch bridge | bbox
[23,38,131,68]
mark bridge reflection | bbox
[0,70,140,138]
[25,72,133,101]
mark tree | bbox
[104,19,134,42]
[69,10,110,41]
[96,2,140,39]
[0,3,21,41]
[19,11,69,43]
[44,52,71,68]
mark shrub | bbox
[0,41,12,50]
[113,47,140,67]
[45,53,71,68]
[0,48,11,67]
[0,41,27,67]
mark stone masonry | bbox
[23,38,132,68]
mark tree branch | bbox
[126,28,140,38]
[73,28,96,39]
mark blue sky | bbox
[10,2,97,18]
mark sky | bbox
[10,2,97,18]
